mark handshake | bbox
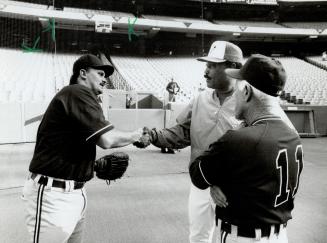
[133,127,155,148]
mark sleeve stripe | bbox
[86,124,114,142]
[199,160,212,186]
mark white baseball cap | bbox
[197,41,243,63]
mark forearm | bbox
[97,129,141,149]
[151,124,191,149]
[109,131,139,148]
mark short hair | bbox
[69,72,79,85]
[211,61,242,69]
[225,61,243,69]
[69,67,92,85]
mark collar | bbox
[251,116,282,126]
[212,89,235,103]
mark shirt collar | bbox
[212,89,235,105]
[251,116,282,126]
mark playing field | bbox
[0,138,326,243]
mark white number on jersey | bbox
[274,145,303,207]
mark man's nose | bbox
[100,80,107,86]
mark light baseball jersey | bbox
[153,88,242,163]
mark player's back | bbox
[216,118,303,227]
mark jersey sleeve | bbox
[151,99,193,149]
[189,131,232,189]
[176,97,193,124]
[66,86,114,143]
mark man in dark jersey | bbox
[189,54,303,243]
[22,54,143,243]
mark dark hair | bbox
[225,61,243,69]
[69,72,79,85]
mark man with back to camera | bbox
[21,54,143,243]
[189,54,303,243]
[134,41,244,243]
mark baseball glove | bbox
[94,152,129,183]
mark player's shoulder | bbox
[221,126,263,147]
[60,84,90,94]
[207,127,258,155]
[193,88,215,103]
[57,84,95,99]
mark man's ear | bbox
[230,62,237,68]
[79,69,87,79]
[244,84,253,102]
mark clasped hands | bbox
[133,127,153,148]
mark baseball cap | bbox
[197,41,243,63]
[73,54,114,78]
[225,54,286,97]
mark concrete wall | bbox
[1,101,326,144]
[0,103,24,143]
[282,105,327,136]
[0,102,49,143]
[106,109,165,131]
[24,102,49,142]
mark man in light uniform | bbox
[136,41,244,243]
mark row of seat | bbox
[111,55,327,106]
[1,50,327,106]
[305,56,327,70]
[0,49,79,102]
[110,56,206,101]
[277,57,327,105]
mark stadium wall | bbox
[1,102,326,144]
[282,105,327,136]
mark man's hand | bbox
[133,127,152,148]
[210,185,228,208]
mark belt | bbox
[221,221,287,238]
[31,173,85,190]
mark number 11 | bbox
[274,145,303,207]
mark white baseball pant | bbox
[21,175,87,243]
[189,184,218,243]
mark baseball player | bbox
[189,54,303,243]
[166,78,180,102]
[135,41,244,243]
[21,54,143,243]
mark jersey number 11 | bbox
[274,145,303,207]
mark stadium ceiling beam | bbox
[0,5,326,41]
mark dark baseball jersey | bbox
[29,84,114,182]
[190,118,303,227]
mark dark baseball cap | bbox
[225,54,286,97]
[73,54,114,78]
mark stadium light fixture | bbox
[309,35,318,39]
[233,33,241,36]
